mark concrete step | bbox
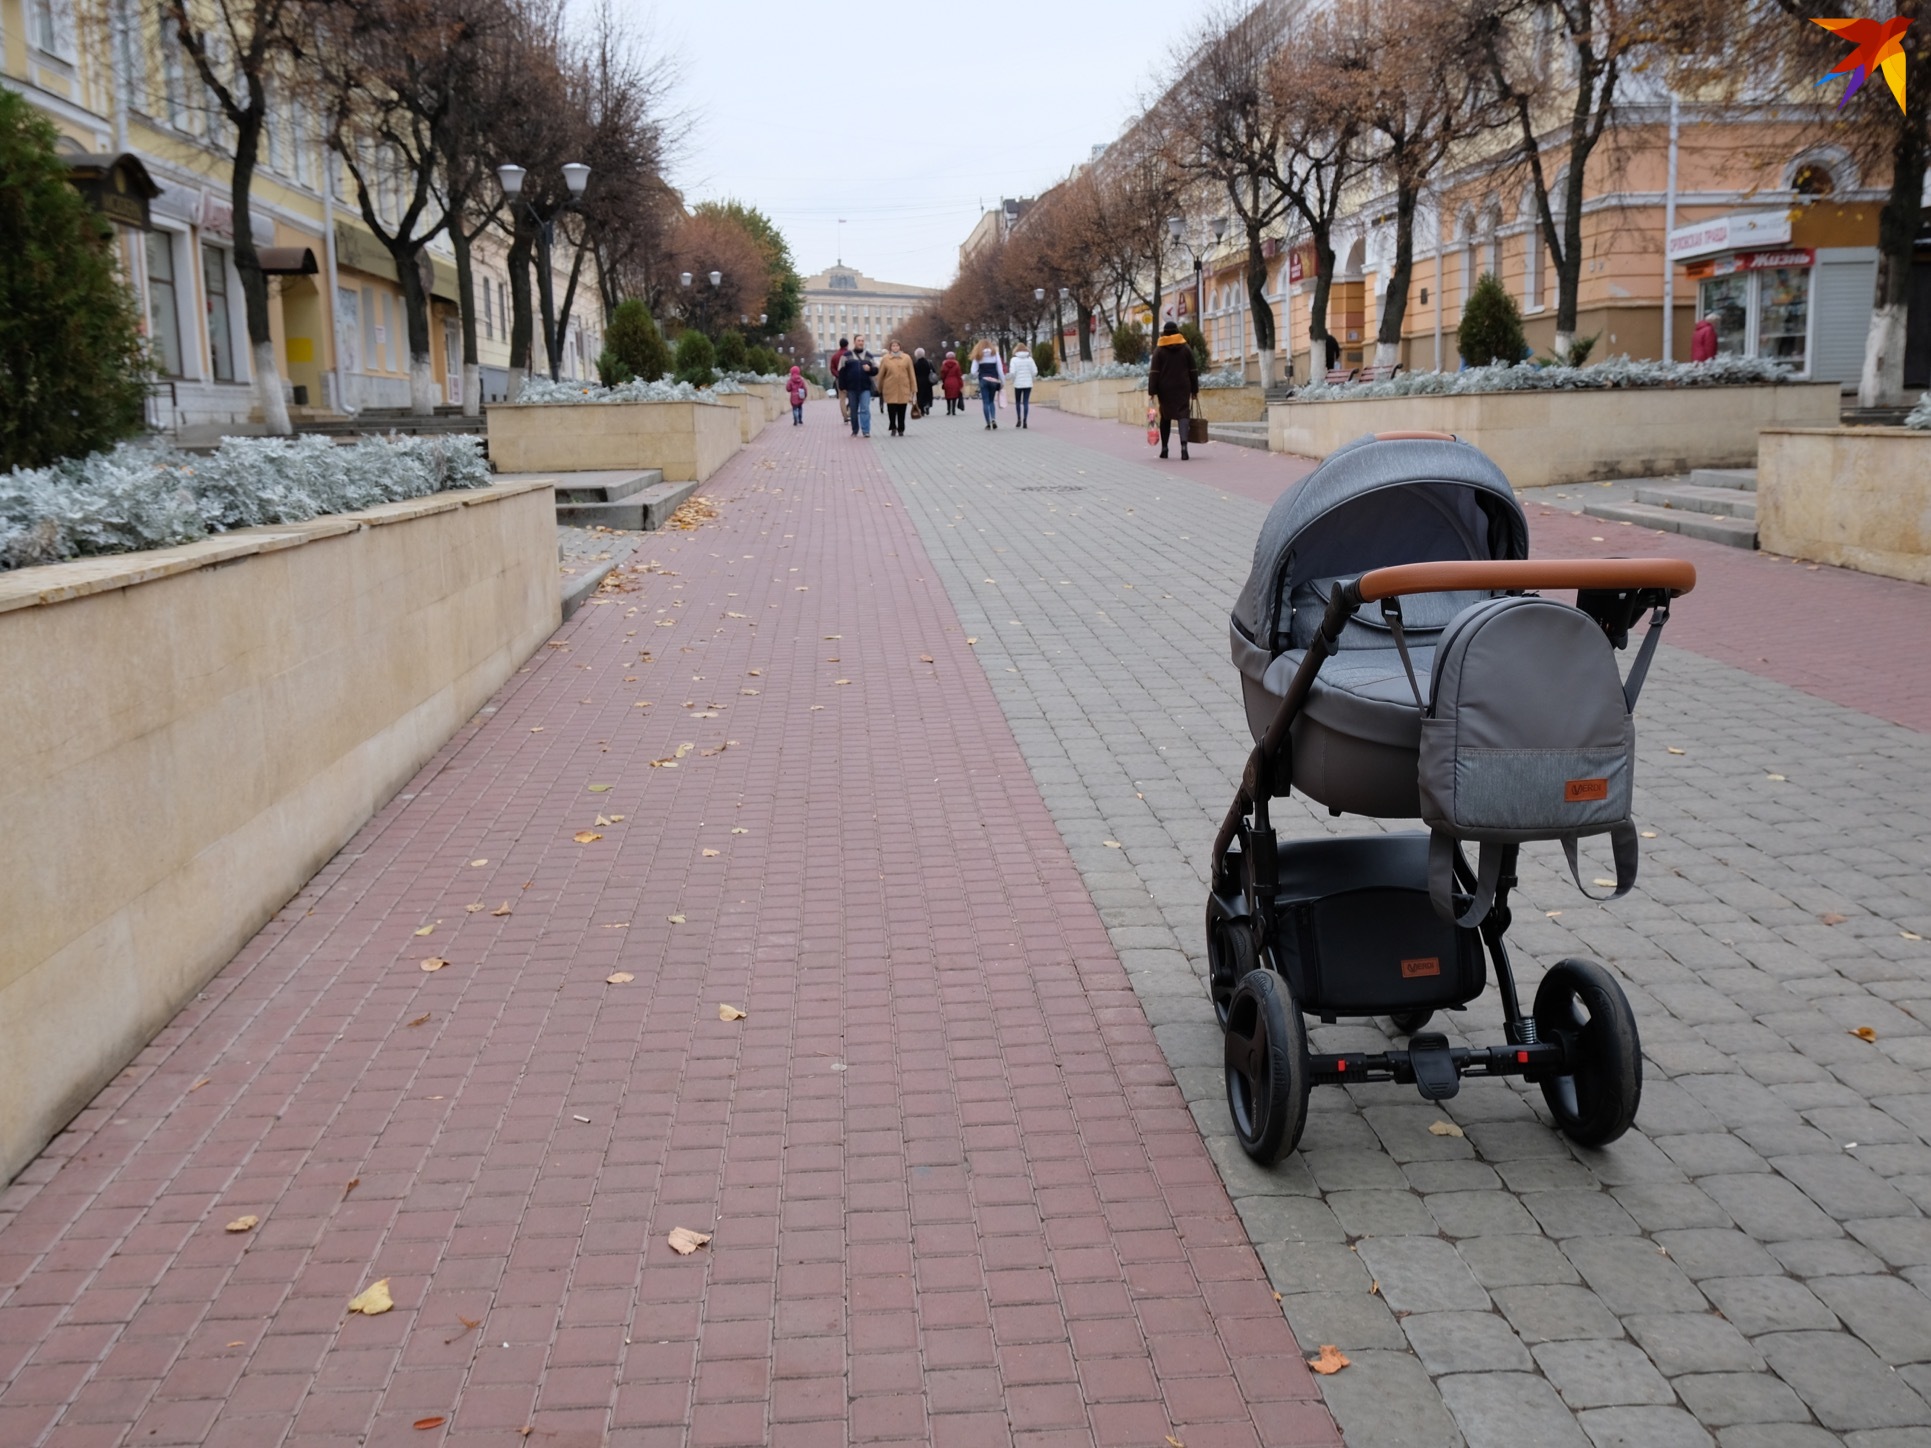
[552,470,665,505]
[1842,405,1913,427]
[1581,500,1758,549]
[1632,483,1758,520]
[555,479,698,532]
[1210,422,1271,451]
[1688,467,1757,491]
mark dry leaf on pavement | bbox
[674,742,695,758]
[469,859,488,867]
[1307,1344,1350,1374]
[1666,746,1686,755]
[607,972,635,984]
[1820,913,1847,926]
[406,1014,430,1027]
[595,814,613,826]
[344,1178,360,1198]
[420,958,449,972]
[225,1215,259,1233]
[347,1279,394,1316]
[1103,840,1122,848]
[702,849,720,857]
[668,914,686,924]
[1166,1437,1185,1448]
[667,1227,712,1255]
[1850,1026,1878,1042]
[1427,1121,1465,1138]
[491,902,512,916]
[414,924,436,937]
[588,784,613,793]
[573,832,603,844]
[718,1004,746,1021]
[464,902,486,913]
[731,827,749,834]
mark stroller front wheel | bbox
[1533,957,1643,1148]
[1389,1009,1434,1036]
[1207,912,1260,1029]
[1223,969,1310,1164]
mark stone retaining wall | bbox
[1114,386,1267,425]
[1267,382,1842,488]
[487,400,742,482]
[1057,376,1144,419]
[0,481,559,1183]
[1758,426,1931,584]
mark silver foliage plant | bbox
[1073,361,1248,388]
[1,434,489,572]
[1907,393,1931,431]
[1297,355,1795,400]
[517,376,724,405]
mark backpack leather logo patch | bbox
[1565,777,1609,802]
[1400,957,1441,979]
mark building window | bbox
[1756,267,1809,368]
[145,231,184,377]
[1791,163,1835,197]
[30,0,76,60]
[483,277,494,340]
[204,245,235,381]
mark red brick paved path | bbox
[0,407,1336,1447]
[1028,406,1931,734]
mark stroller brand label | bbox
[1565,777,1610,802]
[1400,956,1442,979]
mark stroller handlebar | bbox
[1351,557,1697,604]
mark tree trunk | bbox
[1307,232,1337,368]
[1861,112,1927,406]
[229,117,292,435]
[555,234,587,379]
[1375,183,1419,369]
[507,220,534,400]
[453,223,481,418]
[395,251,436,415]
[1076,300,1093,363]
[1246,228,1275,390]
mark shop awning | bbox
[64,153,160,229]
[257,246,319,275]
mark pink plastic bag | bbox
[1146,404,1159,447]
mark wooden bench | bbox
[1323,367,1357,385]
[1358,364,1402,383]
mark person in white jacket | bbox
[974,344,1005,429]
[1006,343,1039,428]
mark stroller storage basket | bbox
[1273,833,1484,1017]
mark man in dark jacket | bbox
[837,334,877,438]
[1147,320,1200,460]
[829,337,850,424]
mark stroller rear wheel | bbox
[1389,1009,1433,1035]
[1207,912,1261,1029]
[1533,957,1642,1147]
[1224,969,1310,1164]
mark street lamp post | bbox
[679,269,725,336]
[1168,215,1228,348]
[497,161,591,382]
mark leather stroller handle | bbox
[1354,557,1697,603]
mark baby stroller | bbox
[1207,432,1695,1162]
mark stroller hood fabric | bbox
[1231,434,1528,657]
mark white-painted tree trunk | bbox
[1256,345,1274,391]
[410,356,436,415]
[462,363,480,418]
[1859,303,1907,408]
[507,366,527,402]
[1553,330,1574,362]
[253,341,292,434]
[1373,340,1399,368]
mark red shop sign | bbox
[1709,248,1814,276]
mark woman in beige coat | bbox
[876,339,918,436]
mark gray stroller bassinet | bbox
[1207,431,1695,1162]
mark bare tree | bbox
[162,0,304,432]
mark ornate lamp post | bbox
[497,161,591,381]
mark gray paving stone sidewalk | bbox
[870,418,1931,1447]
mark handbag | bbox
[1188,416,1211,445]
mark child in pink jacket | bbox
[786,366,808,425]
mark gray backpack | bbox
[1395,594,1663,927]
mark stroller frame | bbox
[1208,557,1696,1162]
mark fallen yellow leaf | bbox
[719,1004,746,1021]
[413,1417,447,1431]
[1904,932,1924,941]
[920,654,935,662]
[1851,1026,1878,1042]
[702,849,720,857]
[731,827,749,834]
[1167,1437,1186,1448]
[588,784,613,793]
[674,743,695,758]
[224,1215,259,1233]
[1307,1344,1350,1374]
[965,637,978,645]
[1427,1120,1465,1138]
[491,902,512,917]
[595,814,613,826]
[668,914,686,924]
[1103,840,1122,848]
[1666,746,1686,755]
[607,972,635,984]
[189,1077,211,1092]
[406,1014,430,1027]
[464,902,485,913]
[1640,831,1658,839]
[469,859,488,867]
[1766,773,1786,782]
[573,832,603,844]
[834,679,852,686]
[529,727,544,733]
[1593,878,1617,888]
[347,1279,394,1316]
[420,957,450,973]
[667,1227,712,1255]
[1821,912,1848,926]
[414,924,436,937]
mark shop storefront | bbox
[1669,211,1877,390]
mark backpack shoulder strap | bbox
[1429,831,1504,928]
[1562,821,1640,903]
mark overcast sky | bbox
[656,0,1200,291]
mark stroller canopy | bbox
[1232,433,1529,655]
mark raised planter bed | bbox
[1758,426,1931,583]
[0,480,557,1184]
[1267,382,1841,489]
[1057,376,1144,419]
[1115,385,1266,426]
[718,389,769,442]
[487,399,741,482]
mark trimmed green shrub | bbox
[1035,339,1057,376]
[674,330,717,387]
[601,299,670,384]
[1457,273,1526,368]
[746,344,782,376]
[1111,321,1148,366]
[0,89,151,470]
[714,328,749,371]
[1179,321,1210,372]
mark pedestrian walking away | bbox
[912,347,935,419]
[940,350,964,415]
[1691,311,1719,363]
[837,335,876,438]
[877,338,916,437]
[786,364,808,424]
[975,343,1004,429]
[1006,341,1038,428]
[1148,319,1199,460]
[829,337,851,425]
